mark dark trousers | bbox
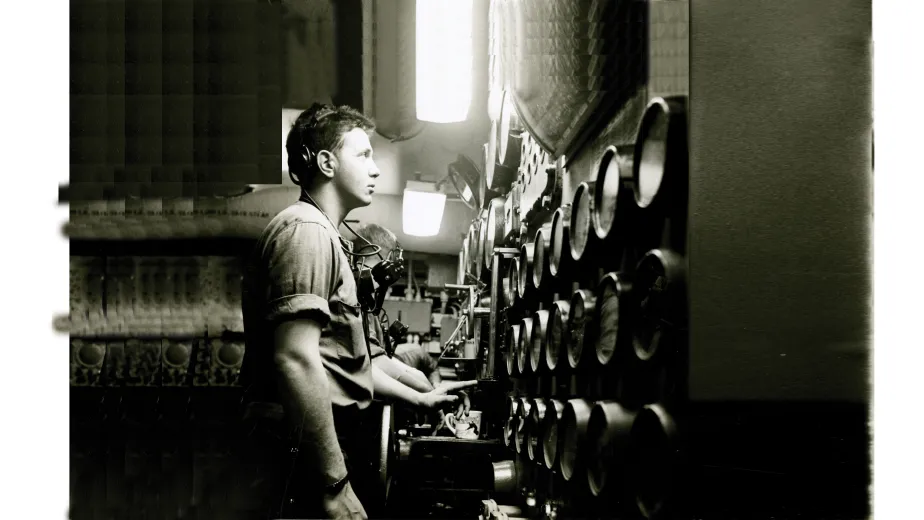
[245,403,385,519]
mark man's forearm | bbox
[372,356,434,392]
[372,364,423,407]
[428,368,442,387]
[276,357,348,486]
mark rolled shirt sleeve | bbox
[264,222,338,326]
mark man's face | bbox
[333,128,380,208]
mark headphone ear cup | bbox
[302,145,314,166]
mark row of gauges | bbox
[502,395,677,518]
[472,94,690,520]
[463,95,688,286]
[503,248,686,378]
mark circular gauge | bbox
[629,404,679,519]
[530,310,550,373]
[547,299,571,371]
[568,289,597,369]
[586,401,637,497]
[633,97,687,210]
[532,224,552,290]
[570,182,596,262]
[549,204,572,277]
[596,272,634,366]
[559,398,593,481]
[632,249,686,363]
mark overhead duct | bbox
[368,0,427,141]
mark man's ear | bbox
[316,150,337,179]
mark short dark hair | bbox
[353,223,398,255]
[286,103,376,187]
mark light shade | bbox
[416,0,473,123]
[403,181,447,237]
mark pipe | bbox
[595,272,634,366]
[546,299,571,372]
[549,204,573,278]
[567,289,597,369]
[559,398,593,481]
[530,310,550,374]
[491,461,519,494]
[628,403,679,519]
[541,399,566,470]
[585,400,638,497]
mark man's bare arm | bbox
[274,318,348,486]
[371,356,434,392]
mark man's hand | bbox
[417,380,478,409]
[322,481,367,520]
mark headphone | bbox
[290,103,338,187]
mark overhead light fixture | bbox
[403,180,447,237]
[416,0,474,123]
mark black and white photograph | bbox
[1,0,920,519]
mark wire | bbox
[301,192,383,259]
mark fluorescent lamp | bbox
[416,0,473,123]
[403,180,447,237]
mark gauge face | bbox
[560,408,579,480]
[596,149,622,237]
[571,184,593,259]
[518,318,532,372]
[518,244,532,295]
[533,233,546,288]
[550,207,568,275]
[637,113,669,208]
[569,292,590,367]
[632,408,674,518]
[596,283,621,365]
[544,420,559,468]
[548,302,569,370]
[531,311,547,372]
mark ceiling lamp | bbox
[416,0,474,123]
[403,180,447,237]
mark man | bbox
[351,223,435,393]
[241,103,474,519]
[393,335,442,389]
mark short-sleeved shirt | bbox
[366,313,388,359]
[393,343,439,377]
[241,199,374,411]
